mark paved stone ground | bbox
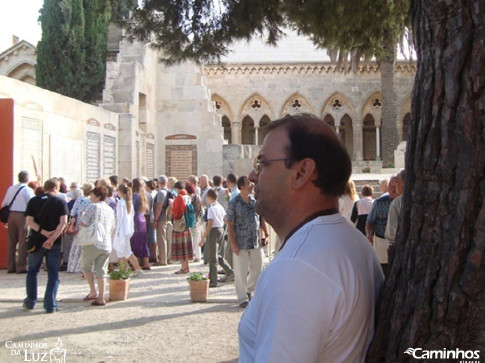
[0,261,252,363]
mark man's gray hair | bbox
[158,175,167,184]
[18,170,29,183]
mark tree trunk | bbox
[379,45,399,166]
[367,1,485,361]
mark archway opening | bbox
[222,116,232,144]
[340,114,353,158]
[363,114,377,160]
[242,116,255,145]
[258,115,271,145]
[323,114,336,132]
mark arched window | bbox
[323,114,336,131]
[222,116,232,144]
[242,116,255,145]
[363,114,377,160]
[258,116,271,145]
[340,114,353,158]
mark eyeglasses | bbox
[253,157,290,175]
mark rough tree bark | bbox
[367,1,485,361]
[379,44,399,166]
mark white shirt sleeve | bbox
[240,259,338,363]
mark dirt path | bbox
[0,262,245,362]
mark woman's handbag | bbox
[76,208,105,246]
[173,216,186,232]
[65,218,79,235]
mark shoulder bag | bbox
[0,186,25,223]
[76,206,106,246]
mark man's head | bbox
[199,175,209,188]
[43,178,60,194]
[250,114,351,233]
[188,175,198,186]
[158,175,167,187]
[206,188,218,204]
[388,176,399,199]
[213,175,222,187]
[379,179,389,194]
[18,170,29,183]
[237,175,253,195]
[362,185,374,197]
[227,173,237,189]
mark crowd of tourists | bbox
[2,113,407,361]
[339,170,406,277]
[1,170,269,311]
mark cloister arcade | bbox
[213,92,411,162]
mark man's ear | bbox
[292,158,317,190]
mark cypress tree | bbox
[83,0,111,103]
[36,0,86,100]
[36,0,112,103]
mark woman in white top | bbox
[339,179,359,223]
[113,185,142,275]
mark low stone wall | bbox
[0,75,119,184]
[223,144,260,177]
[352,160,383,174]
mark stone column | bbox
[376,125,381,161]
[232,122,241,144]
[255,127,259,145]
[353,122,363,161]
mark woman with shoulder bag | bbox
[171,181,193,274]
[80,186,115,306]
[67,183,93,273]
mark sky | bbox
[0,0,43,52]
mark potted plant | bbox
[109,261,132,301]
[187,272,209,302]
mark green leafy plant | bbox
[362,167,372,173]
[109,261,133,280]
[387,162,395,168]
[187,272,208,282]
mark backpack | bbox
[184,197,196,229]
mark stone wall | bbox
[0,75,119,184]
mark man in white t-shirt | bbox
[239,114,384,362]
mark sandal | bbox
[174,269,189,274]
[83,294,97,301]
[91,301,106,306]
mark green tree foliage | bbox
[83,0,111,103]
[123,0,410,65]
[37,0,86,99]
[36,0,111,103]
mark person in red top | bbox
[171,181,193,274]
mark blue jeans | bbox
[24,244,61,311]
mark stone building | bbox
[0,39,36,85]
[0,29,415,182]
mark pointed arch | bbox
[280,93,314,117]
[363,113,377,160]
[212,94,233,121]
[240,93,273,127]
[321,92,355,126]
[361,92,383,126]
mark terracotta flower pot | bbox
[109,278,130,301]
[189,280,209,302]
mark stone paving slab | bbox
[0,262,246,363]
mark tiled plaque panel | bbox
[165,145,197,181]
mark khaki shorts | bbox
[81,245,110,278]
